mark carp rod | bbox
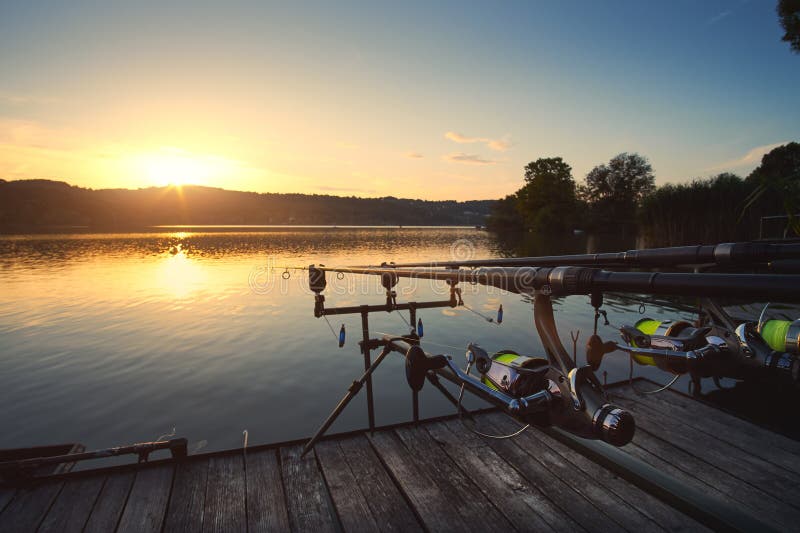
[308,263,800,390]
[309,264,800,301]
[355,241,800,270]
[302,260,800,458]
[304,263,638,453]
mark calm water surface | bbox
[0,228,684,458]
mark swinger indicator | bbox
[497,305,504,324]
[417,318,424,337]
[338,324,346,348]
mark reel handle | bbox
[586,334,619,370]
[405,345,448,391]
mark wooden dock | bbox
[1,381,799,532]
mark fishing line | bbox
[373,331,469,353]
[462,302,498,324]
[394,309,412,329]
[628,356,680,395]
[321,313,341,343]
[155,427,177,442]
[455,363,529,439]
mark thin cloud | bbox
[444,131,512,152]
[445,132,477,143]
[487,138,512,151]
[443,152,497,165]
[707,141,788,173]
[708,10,731,25]
[405,152,424,159]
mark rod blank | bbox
[315,265,800,301]
[361,241,800,269]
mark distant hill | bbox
[0,179,495,231]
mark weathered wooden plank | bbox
[203,454,247,533]
[163,458,209,532]
[612,384,800,456]
[37,475,105,533]
[612,391,800,499]
[337,436,421,533]
[246,449,291,533]
[625,428,800,531]
[281,444,338,533]
[0,488,16,514]
[517,419,708,533]
[368,430,471,532]
[612,386,800,474]
[393,425,515,532]
[477,415,624,533]
[316,440,379,533]
[83,471,135,533]
[115,464,174,533]
[424,419,562,532]
[0,480,62,532]
[482,414,659,532]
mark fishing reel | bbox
[587,316,800,389]
[404,343,635,446]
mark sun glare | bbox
[140,151,208,187]
[130,148,239,188]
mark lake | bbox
[0,228,687,458]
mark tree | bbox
[523,157,572,185]
[639,173,754,246]
[517,157,580,232]
[581,153,655,230]
[744,141,800,236]
[778,0,800,54]
[486,193,525,231]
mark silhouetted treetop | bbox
[582,153,655,205]
[523,157,573,185]
[778,0,800,53]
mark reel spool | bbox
[625,318,710,373]
[479,350,550,397]
[759,319,800,355]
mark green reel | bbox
[481,351,549,397]
[759,319,800,355]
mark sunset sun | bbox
[137,150,210,187]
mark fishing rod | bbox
[301,248,800,456]
[311,264,800,301]
[362,241,800,270]
[303,265,636,454]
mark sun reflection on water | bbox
[156,246,207,299]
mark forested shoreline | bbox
[487,142,800,246]
[0,180,493,230]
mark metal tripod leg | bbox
[301,346,392,456]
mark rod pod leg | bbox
[301,345,392,457]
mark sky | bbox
[0,1,798,201]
